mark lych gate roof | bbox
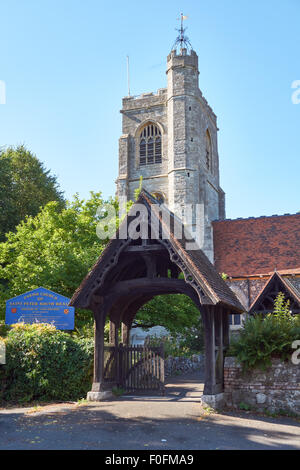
[70,189,243,313]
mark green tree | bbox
[134,294,200,335]
[134,294,204,354]
[0,145,65,240]
[0,192,112,326]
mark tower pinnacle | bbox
[172,13,193,53]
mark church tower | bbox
[116,24,225,262]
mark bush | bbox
[0,323,94,403]
[0,320,11,338]
[228,293,300,371]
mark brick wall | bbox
[224,357,300,415]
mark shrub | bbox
[228,293,300,371]
[0,320,10,338]
[0,323,94,403]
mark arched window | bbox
[139,123,162,165]
[205,130,212,171]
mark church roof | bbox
[70,189,243,313]
[249,271,300,314]
[213,213,300,278]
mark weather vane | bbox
[172,13,193,53]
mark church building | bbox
[116,30,300,322]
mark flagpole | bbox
[127,55,131,97]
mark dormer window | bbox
[139,123,162,166]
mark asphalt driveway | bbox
[0,371,299,450]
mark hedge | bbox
[0,323,94,403]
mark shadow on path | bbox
[122,369,205,402]
[1,370,299,450]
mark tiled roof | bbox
[213,214,300,278]
[249,271,300,313]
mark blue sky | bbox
[0,0,299,219]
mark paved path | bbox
[0,371,299,450]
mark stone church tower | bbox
[116,45,225,262]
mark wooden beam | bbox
[124,245,165,252]
[107,277,192,297]
[142,254,157,279]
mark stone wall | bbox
[224,357,300,415]
[165,354,204,378]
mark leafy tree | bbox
[0,145,65,240]
[134,294,200,335]
[0,192,111,327]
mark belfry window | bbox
[139,124,162,165]
[205,130,212,171]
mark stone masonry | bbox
[224,357,300,415]
[116,48,225,262]
[165,354,204,378]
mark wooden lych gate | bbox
[69,190,243,402]
[104,344,165,393]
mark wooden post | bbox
[202,305,217,395]
[92,308,106,392]
[160,342,165,396]
[109,318,119,346]
[121,321,130,346]
[223,310,230,350]
[118,343,124,387]
[214,306,224,389]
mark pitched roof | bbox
[70,189,243,313]
[249,271,300,313]
[213,214,300,278]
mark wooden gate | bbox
[103,344,165,394]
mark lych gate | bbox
[70,190,243,405]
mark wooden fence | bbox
[103,344,165,393]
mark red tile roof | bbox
[212,214,300,277]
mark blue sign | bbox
[5,287,74,330]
